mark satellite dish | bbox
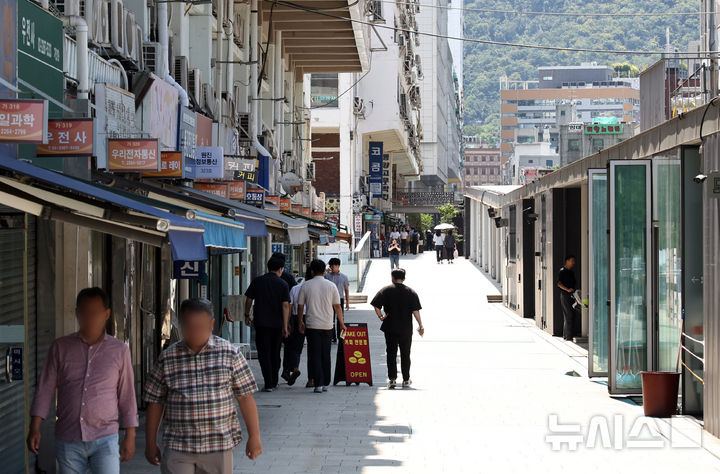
[280,172,303,188]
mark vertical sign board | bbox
[177,107,196,178]
[368,141,383,198]
[0,0,17,158]
[382,153,390,200]
[342,323,373,385]
[271,242,284,255]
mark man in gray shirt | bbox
[325,257,350,342]
[298,259,346,393]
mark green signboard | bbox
[584,123,623,135]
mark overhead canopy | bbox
[0,156,207,262]
[194,211,246,250]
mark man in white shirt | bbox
[433,230,445,263]
[297,259,346,393]
[400,227,409,255]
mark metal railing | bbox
[64,35,125,90]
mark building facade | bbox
[463,142,501,187]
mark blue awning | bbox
[194,211,246,250]
[0,156,207,261]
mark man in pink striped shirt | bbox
[26,287,138,473]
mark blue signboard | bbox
[369,141,383,197]
[173,260,205,279]
[245,190,265,207]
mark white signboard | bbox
[191,146,224,179]
[94,83,136,169]
[568,123,584,133]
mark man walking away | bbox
[244,257,291,391]
[272,251,297,291]
[444,230,457,264]
[298,259,346,393]
[27,288,138,473]
[144,298,262,472]
[400,227,409,255]
[325,257,350,342]
[433,230,445,263]
[388,238,401,269]
[557,255,578,341]
[410,228,419,255]
[371,269,424,389]
[283,267,313,386]
[425,229,433,251]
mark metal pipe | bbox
[158,2,189,107]
[215,0,224,140]
[274,30,283,159]
[250,0,273,161]
[63,17,89,100]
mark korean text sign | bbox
[0,99,47,143]
[143,151,183,178]
[36,118,93,156]
[173,260,205,279]
[342,323,373,384]
[191,146,224,179]
[368,141,383,197]
[108,138,159,171]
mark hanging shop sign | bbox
[0,99,47,143]
[9,346,23,381]
[196,112,213,147]
[584,123,623,134]
[279,197,291,211]
[142,151,183,178]
[225,180,246,200]
[143,74,179,149]
[177,107,196,173]
[245,189,265,207]
[342,323,373,385]
[354,215,362,233]
[368,141,383,197]
[271,242,284,255]
[107,138,159,171]
[568,123,584,133]
[302,206,311,218]
[194,182,229,199]
[190,146,224,179]
[312,211,324,221]
[36,118,93,156]
[382,153,390,200]
[95,84,136,169]
[265,195,279,207]
[233,169,258,183]
[173,260,205,279]
[291,203,302,214]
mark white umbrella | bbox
[434,223,455,231]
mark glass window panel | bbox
[589,171,608,375]
[653,158,682,372]
[611,162,650,392]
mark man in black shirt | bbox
[557,255,577,341]
[245,257,291,391]
[272,252,297,291]
[370,268,424,389]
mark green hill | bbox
[463,0,699,142]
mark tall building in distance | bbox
[463,140,502,187]
[500,63,640,161]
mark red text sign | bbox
[142,151,183,177]
[343,323,372,384]
[0,99,46,143]
[37,118,93,156]
[108,139,159,171]
[194,182,229,199]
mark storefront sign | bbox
[354,215,362,233]
[568,122,584,133]
[302,206,311,218]
[177,107,196,172]
[225,180,246,200]
[95,84,136,169]
[368,141,383,197]
[196,113,212,147]
[194,182,229,198]
[245,190,265,207]
[143,151,183,178]
[271,242,284,255]
[291,203,302,214]
[190,146,224,179]
[0,99,47,143]
[233,169,258,182]
[9,346,23,381]
[108,139,159,171]
[279,197,291,211]
[312,211,324,221]
[342,323,373,384]
[265,195,279,207]
[144,73,179,149]
[36,118,93,156]
[382,153,390,200]
[584,123,623,134]
[173,260,205,279]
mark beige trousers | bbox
[161,448,233,474]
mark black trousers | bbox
[435,245,444,262]
[445,246,455,261]
[400,240,407,255]
[283,314,305,373]
[332,298,344,341]
[560,293,575,340]
[306,328,333,387]
[255,326,283,388]
[385,331,412,381]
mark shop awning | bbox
[193,211,246,250]
[0,156,207,261]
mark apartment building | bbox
[463,143,502,187]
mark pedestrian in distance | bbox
[388,238,401,269]
[400,226,409,255]
[297,259,347,393]
[325,257,350,343]
[144,298,262,472]
[283,267,313,386]
[244,257,291,392]
[410,227,419,255]
[557,255,578,341]
[27,288,138,473]
[389,226,400,242]
[425,228,434,251]
[272,251,297,291]
[444,230,457,264]
[371,268,424,389]
[433,229,445,263]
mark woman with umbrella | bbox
[433,223,455,263]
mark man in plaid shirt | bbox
[144,298,262,472]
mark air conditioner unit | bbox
[90,0,111,46]
[307,162,316,181]
[142,42,163,75]
[53,0,81,17]
[123,9,137,60]
[237,113,251,141]
[203,83,217,117]
[188,68,203,106]
[369,0,384,24]
[233,12,245,47]
[415,54,423,79]
[395,31,405,47]
[174,56,189,90]
[110,0,125,55]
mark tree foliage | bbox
[437,203,459,224]
[463,0,699,135]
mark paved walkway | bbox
[124,252,720,473]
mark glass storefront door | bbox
[588,169,608,377]
[609,160,652,394]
